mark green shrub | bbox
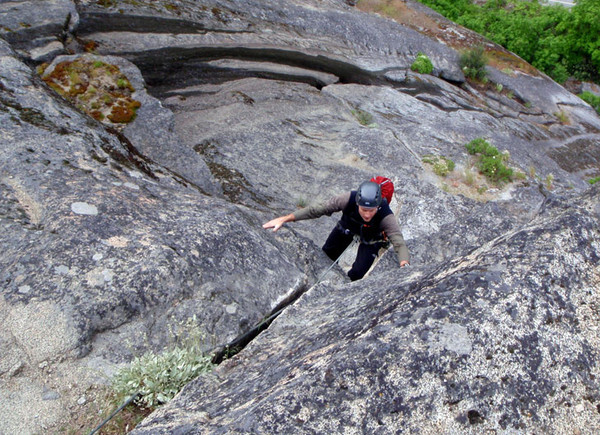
[465,137,498,156]
[579,91,600,115]
[411,52,434,74]
[422,154,455,177]
[478,155,513,183]
[417,0,600,84]
[554,110,569,124]
[351,108,374,126]
[465,138,513,184]
[589,176,600,185]
[460,46,488,81]
[112,317,214,408]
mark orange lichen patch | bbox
[82,39,99,53]
[90,110,105,121]
[41,57,141,125]
[108,100,141,123]
[356,0,541,77]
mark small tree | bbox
[460,46,488,81]
[411,52,434,74]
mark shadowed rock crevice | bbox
[78,11,246,35]
[119,46,402,96]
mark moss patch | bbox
[41,58,141,126]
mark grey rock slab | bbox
[0,36,322,434]
[0,0,78,56]
[77,0,464,83]
[41,53,220,196]
[133,186,600,434]
[2,0,600,433]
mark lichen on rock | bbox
[40,55,141,125]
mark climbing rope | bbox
[88,392,140,435]
[212,237,358,364]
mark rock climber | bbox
[262,180,410,281]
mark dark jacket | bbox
[292,191,410,264]
[339,191,392,243]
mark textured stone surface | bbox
[134,186,600,434]
[1,0,600,433]
[0,36,320,434]
[0,0,77,58]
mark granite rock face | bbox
[0,0,78,61]
[0,38,318,433]
[133,186,600,433]
[1,0,600,433]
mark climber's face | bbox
[358,206,378,222]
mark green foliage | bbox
[112,317,214,409]
[296,196,307,208]
[579,91,600,116]
[416,0,600,84]
[411,52,434,74]
[351,108,374,126]
[589,177,600,185]
[465,138,513,184]
[544,173,554,190]
[465,137,498,156]
[460,46,488,81]
[554,110,569,124]
[422,154,455,177]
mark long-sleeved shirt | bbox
[293,192,410,264]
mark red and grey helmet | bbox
[356,181,382,208]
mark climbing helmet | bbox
[356,181,382,208]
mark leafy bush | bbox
[112,317,214,409]
[465,137,498,156]
[579,91,600,115]
[465,138,513,184]
[589,177,600,185]
[422,154,455,177]
[417,0,600,84]
[411,52,434,74]
[460,46,488,81]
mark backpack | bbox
[370,176,394,204]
